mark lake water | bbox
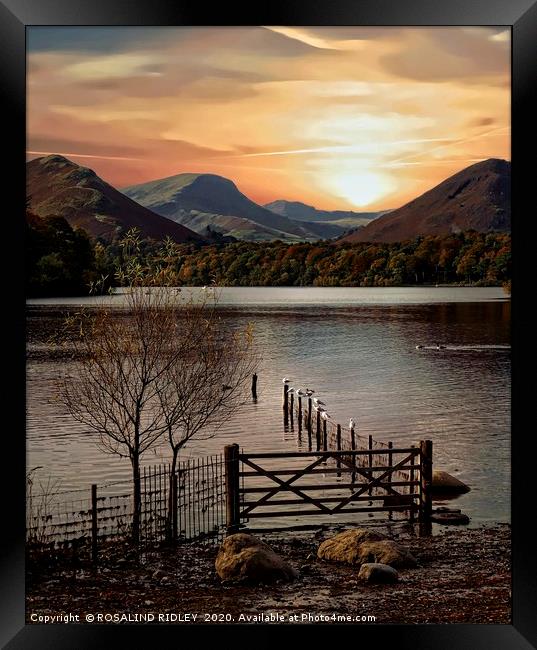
[26,287,510,525]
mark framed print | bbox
[2,0,536,647]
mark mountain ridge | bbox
[340,158,510,244]
[122,173,337,242]
[26,155,205,244]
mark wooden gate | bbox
[224,442,432,532]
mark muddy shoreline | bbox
[27,522,511,625]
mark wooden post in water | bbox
[336,424,342,476]
[251,373,257,399]
[224,444,240,533]
[297,396,302,432]
[171,472,178,541]
[419,439,433,523]
[307,398,313,449]
[283,384,288,412]
[289,392,295,426]
[350,427,356,484]
[322,419,327,452]
[368,435,373,498]
[316,410,321,451]
[91,484,98,566]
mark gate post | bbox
[171,471,178,541]
[91,484,98,565]
[225,444,240,534]
[419,439,433,522]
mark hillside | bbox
[265,199,383,229]
[26,155,205,244]
[122,173,331,242]
[341,159,510,244]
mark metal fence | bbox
[26,454,227,559]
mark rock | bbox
[432,470,470,494]
[318,529,416,568]
[215,533,298,584]
[317,528,385,564]
[431,512,470,525]
[358,541,417,568]
[358,563,399,584]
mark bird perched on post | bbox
[286,386,295,394]
[320,411,330,421]
[349,418,356,430]
[313,398,326,407]
[295,389,307,397]
[305,389,315,396]
[282,377,290,384]
[314,405,326,413]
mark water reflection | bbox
[26,292,510,525]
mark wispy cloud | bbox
[27,150,143,162]
[233,138,456,158]
[27,26,510,209]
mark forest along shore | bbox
[26,523,510,624]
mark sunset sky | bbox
[27,26,510,210]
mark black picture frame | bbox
[2,1,536,647]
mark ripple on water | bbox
[26,295,510,523]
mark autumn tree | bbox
[60,230,258,543]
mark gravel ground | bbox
[26,522,511,625]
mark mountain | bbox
[265,200,384,228]
[26,155,205,244]
[340,159,510,244]
[122,173,331,242]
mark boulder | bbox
[357,540,417,568]
[317,529,417,568]
[358,563,399,584]
[215,533,298,584]
[317,528,386,564]
[432,470,470,494]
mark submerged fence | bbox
[26,455,227,559]
[276,381,433,526]
[27,381,433,560]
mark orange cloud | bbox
[27,26,510,210]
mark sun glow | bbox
[322,169,396,208]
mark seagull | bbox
[320,411,330,421]
[282,377,290,384]
[286,386,295,393]
[305,389,315,396]
[415,344,423,349]
[349,418,356,430]
[295,389,307,397]
[314,405,326,413]
[313,398,326,407]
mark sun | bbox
[325,170,395,208]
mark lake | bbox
[26,287,510,525]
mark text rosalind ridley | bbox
[29,612,378,624]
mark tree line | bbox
[26,211,511,295]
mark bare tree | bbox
[60,230,258,543]
[153,291,258,534]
